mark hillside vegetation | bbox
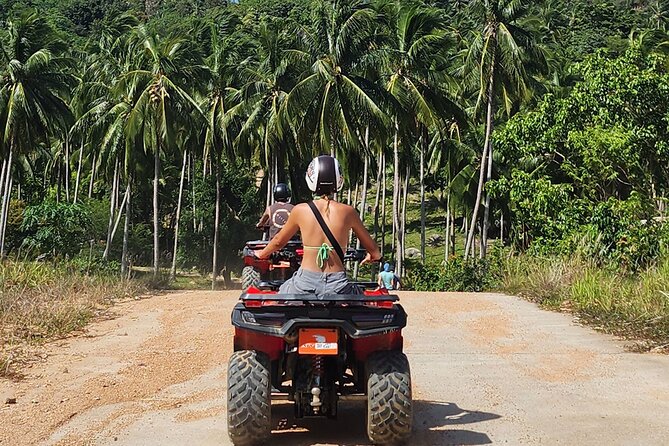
[0,0,668,367]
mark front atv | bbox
[240,238,303,290]
[227,285,412,445]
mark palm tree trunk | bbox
[274,150,279,188]
[481,139,494,258]
[0,176,12,258]
[65,135,70,202]
[500,209,504,245]
[393,119,401,276]
[353,154,369,279]
[450,208,455,257]
[465,64,495,259]
[463,206,468,239]
[153,141,160,279]
[372,147,382,279]
[74,142,84,203]
[400,165,410,276]
[121,180,131,277]
[212,155,221,290]
[349,183,358,247]
[445,188,451,261]
[420,128,427,264]
[0,143,14,258]
[0,156,7,214]
[57,164,61,203]
[171,152,188,281]
[109,184,129,252]
[373,148,382,242]
[88,152,96,198]
[381,151,387,258]
[191,152,197,232]
[103,159,119,261]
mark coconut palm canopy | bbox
[1,0,669,283]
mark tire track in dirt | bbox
[0,291,233,446]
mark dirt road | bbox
[1,290,668,445]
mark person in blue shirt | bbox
[377,262,401,290]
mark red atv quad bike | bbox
[240,230,303,290]
[227,251,412,446]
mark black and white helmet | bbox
[305,155,344,195]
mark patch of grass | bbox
[168,274,215,290]
[0,261,146,377]
[498,255,669,350]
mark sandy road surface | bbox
[1,290,669,446]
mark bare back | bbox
[260,198,380,273]
[296,200,353,272]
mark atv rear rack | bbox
[240,292,399,302]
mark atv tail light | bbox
[296,249,304,256]
[241,311,257,324]
[245,286,277,295]
[244,300,304,308]
[363,300,395,309]
[364,288,390,296]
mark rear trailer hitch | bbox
[311,355,324,413]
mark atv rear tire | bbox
[366,350,413,445]
[241,266,261,291]
[227,350,271,446]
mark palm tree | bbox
[0,10,74,257]
[230,19,305,205]
[458,0,546,259]
[379,0,464,275]
[283,0,387,165]
[72,17,141,271]
[201,22,240,290]
[121,28,205,279]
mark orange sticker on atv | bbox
[298,328,338,355]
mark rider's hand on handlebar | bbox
[360,252,374,266]
[254,249,269,260]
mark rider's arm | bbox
[350,209,381,265]
[256,208,300,259]
[256,207,270,228]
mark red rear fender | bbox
[351,330,403,363]
[234,328,284,361]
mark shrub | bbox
[406,257,498,292]
[20,201,93,258]
[567,194,666,271]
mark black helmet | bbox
[305,155,344,195]
[273,183,291,203]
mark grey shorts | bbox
[279,268,361,296]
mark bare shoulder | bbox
[292,203,309,213]
[331,201,356,214]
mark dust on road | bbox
[1,290,668,445]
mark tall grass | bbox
[0,261,146,376]
[499,255,669,348]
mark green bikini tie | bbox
[316,243,334,269]
[304,243,335,269]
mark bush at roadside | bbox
[499,255,669,348]
[0,261,146,376]
[406,256,499,292]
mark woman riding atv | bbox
[256,155,381,295]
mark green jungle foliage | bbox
[1,0,668,290]
[494,49,669,270]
